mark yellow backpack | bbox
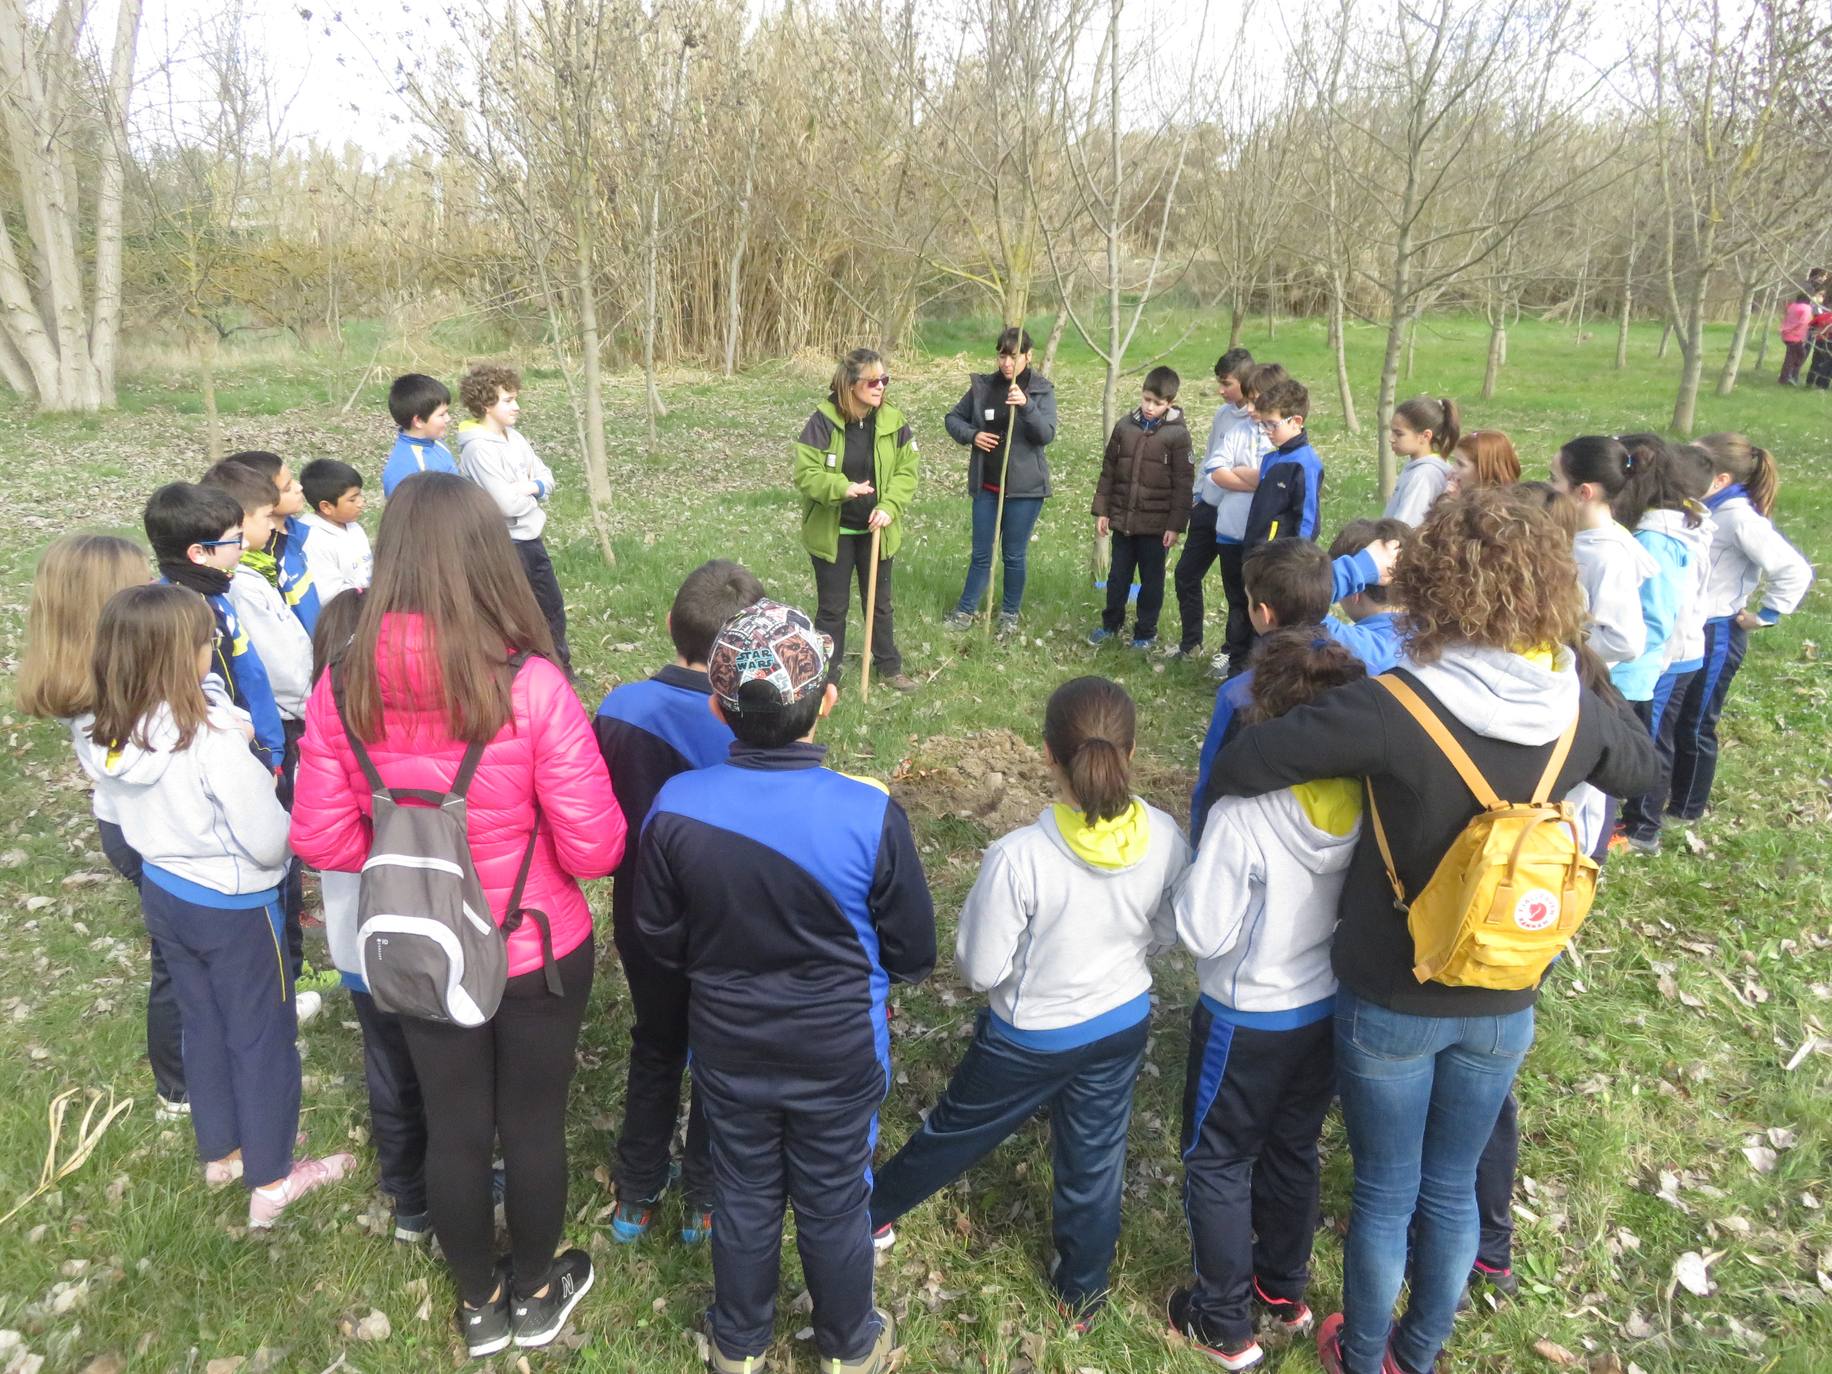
[1366,675,1598,990]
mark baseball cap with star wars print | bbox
[708,598,832,713]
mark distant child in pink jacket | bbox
[1779,292,1815,385]
[291,473,623,1358]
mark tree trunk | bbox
[198,326,222,461]
[1405,312,1419,380]
[1572,245,1589,342]
[574,208,617,567]
[1670,276,1710,434]
[1093,0,1122,585]
[1375,230,1413,500]
[1227,295,1245,348]
[1716,284,1757,396]
[722,140,756,379]
[1329,280,1358,435]
[1264,279,1275,339]
[1615,282,1633,370]
[1751,285,1775,375]
[1041,305,1067,377]
[88,0,143,401]
[1657,320,1672,359]
[1481,319,1505,400]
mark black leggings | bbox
[401,935,594,1304]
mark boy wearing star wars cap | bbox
[634,599,936,1374]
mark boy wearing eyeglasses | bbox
[145,481,289,772]
[297,458,373,604]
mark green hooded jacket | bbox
[792,397,920,562]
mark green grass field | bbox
[1,312,1827,1373]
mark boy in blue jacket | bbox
[596,558,765,1246]
[382,373,457,496]
[224,450,323,635]
[634,599,935,1374]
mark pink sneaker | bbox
[203,1157,243,1189]
[248,1153,356,1229]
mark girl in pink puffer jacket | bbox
[291,472,623,1357]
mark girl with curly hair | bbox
[1204,488,1657,1374]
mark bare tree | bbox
[0,0,143,408]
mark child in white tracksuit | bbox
[1168,629,1369,1371]
[867,676,1188,1321]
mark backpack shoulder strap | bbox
[1531,713,1581,805]
[1374,674,1502,809]
[330,659,387,795]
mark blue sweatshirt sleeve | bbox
[225,609,286,769]
[1191,681,1244,843]
[1332,549,1381,603]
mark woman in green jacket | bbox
[793,348,921,692]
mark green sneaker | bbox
[296,960,342,993]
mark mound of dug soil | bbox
[891,728,1194,842]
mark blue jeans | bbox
[869,1009,1148,1311]
[954,491,1045,616]
[1334,988,1533,1374]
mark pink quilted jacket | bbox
[291,613,624,976]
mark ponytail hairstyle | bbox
[1245,627,1367,724]
[1697,432,1779,516]
[1042,675,1136,825]
[829,347,886,423]
[1555,435,1632,506]
[1394,395,1462,458]
[1450,430,1521,488]
[1614,433,1710,529]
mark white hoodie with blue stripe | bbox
[1176,781,1361,1027]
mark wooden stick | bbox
[982,397,1019,635]
[860,524,883,702]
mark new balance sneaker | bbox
[247,1152,356,1229]
[1167,1287,1263,1369]
[822,1309,894,1373]
[870,1223,896,1252]
[942,610,976,630]
[460,1260,513,1359]
[1087,627,1116,645]
[393,1209,432,1244]
[511,1248,594,1349]
[681,1205,714,1245]
[155,1094,190,1121]
[1251,1277,1314,1337]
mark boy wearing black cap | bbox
[634,599,937,1374]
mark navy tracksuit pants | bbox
[611,912,711,1207]
[349,989,428,1215]
[1667,617,1748,820]
[139,878,300,1189]
[870,1010,1149,1313]
[1620,667,1698,844]
[1473,1091,1518,1273]
[697,1054,886,1364]
[1179,1003,1334,1345]
[97,820,186,1104]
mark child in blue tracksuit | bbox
[74,583,353,1229]
[595,558,765,1245]
[1169,628,1369,1371]
[1667,434,1815,821]
[1191,540,1393,842]
[145,482,286,771]
[383,373,458,496]
[634,600,935,1374]
[869,675,1188,1327]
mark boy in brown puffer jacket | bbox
[1090,366,1194,648]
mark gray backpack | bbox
[332,652,559,1025]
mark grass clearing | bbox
[0,313,1827,1372]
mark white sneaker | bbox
[1208,648,1232,675]
[295,990,322,1027]
[156,1094,191,1121]
[871,1223,896,1252]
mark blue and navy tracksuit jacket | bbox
[594,664,733,938]
[633,740,936,1077]
[1242,432,1323,549]
[274,516,322,634]
[382,433,458,497]
[160,565,286,770]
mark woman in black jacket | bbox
[1208,489,1657,1374]
[941,326,1058,635]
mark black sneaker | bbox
[1469,1261,1520,1299]
[460,1260,512,1358]
[511,1248,594,1349]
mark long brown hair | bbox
[1394,395,1462,458]
[1397,488,1585,664]
[1043,676,1136,825]
[88,585,214,752]
[17,534,148,719]
[829,347,885,423]
[1698,432,1779,516]
[339,473,554,744]
[1451,430,1521,487]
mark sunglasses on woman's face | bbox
[860,375,890,389]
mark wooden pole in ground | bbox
[981,402,1019,637]
[860,525,883,702]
